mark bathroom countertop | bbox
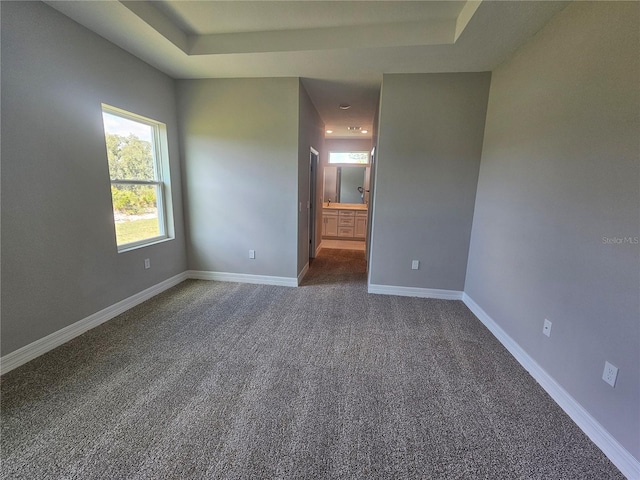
[322,203,368,211]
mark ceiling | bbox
[45,1,568,138]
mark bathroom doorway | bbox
[320,147,371,254]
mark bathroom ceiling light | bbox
[339,104,351,110]
[326,129,333,134]
[347,126,361,131]
[361,130,369,134]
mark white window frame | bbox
[328,151,370,165]
[101,104,174,252]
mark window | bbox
[328,151,369,165]
[101,105,173,251]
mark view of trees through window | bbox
[328,151,369,164]
[102,108,166,249]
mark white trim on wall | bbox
[368,284,463,300]
[462,293,640,480]
[297,263,309,285]
[187,270,298,287]
[0,272,188,375]
[3,266,637,478]
[1,270,299,375]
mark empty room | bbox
[1,1,638,478]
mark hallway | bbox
[302,248,367,287]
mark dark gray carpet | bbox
[1,249,623,479]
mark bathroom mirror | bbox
[323,166,369,204]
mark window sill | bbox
[117,236,174,253]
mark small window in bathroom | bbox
[328,151,369,165]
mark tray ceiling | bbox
[45,1,568,138]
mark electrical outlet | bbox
[602,361,618,387]
[144,258,151,269]
[411,260,419,270]
[542,319,552,337]
[249,249,255,259]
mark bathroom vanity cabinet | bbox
[322,204,367,241]
[323,210,338,237]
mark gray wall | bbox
[369,73,491,291]
[297,81,325,270]
[1,1,187,355]
[176,78,300,279]
[465,2,639,458]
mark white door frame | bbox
[309,147,319,258]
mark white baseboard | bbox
[1,268,297,376]
[315,242,323,257]
[0,272,188,376]
[297,263,309,285]
[462,293,640,479]
[368,283,463,300]
[4,270,635,478]
[187,270,298,287]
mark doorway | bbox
[320,149,372,254]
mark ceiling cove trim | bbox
[455,0,483,42]
[121,0,189,53]
[120,0,483,57]
[188,20,455,56]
